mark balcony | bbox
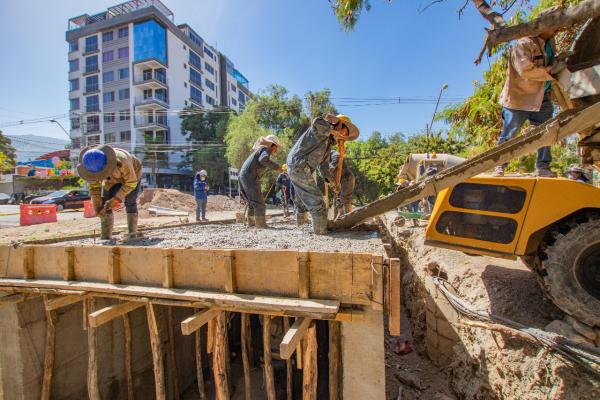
[133,74,168,90]
[134,95,169,110]
[134,115,169,130]
[133,58,167,70]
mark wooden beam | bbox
[41,295,56,400]
[87,298,101,400]
[89,302,144,328]
[298,252,310,299]
[146,303,166,400]
[0,293,31,306]
[283,317,293,400]
[181,308,220,336]
[0,279,340,317]
[166,307,180,400]
[45,295,84,311]
[389,258,401,336]
[302,322,318,400]
[122,314,134,400]
[194,316,206,400]
[223,250,235,293]
[162,249,174,288]
[212,312,230,400]
[23,247,34,279]
[280,317,313,360]
[63,247,75,281]
[207,319,215,354]
[263,316,276,400]
[371,255,383,311]
[328,321,342,400]
[241,313,252,400]
[108,248,121,284]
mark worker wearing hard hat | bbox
[193,170,210,222]
[77,145,142,240]
[276,164,294,209]
[239,135,282,228]
[287,114,359,234]
[323,149,355,219]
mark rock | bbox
[545,320,593,345]
[564,316,597,341]
[394,370,423,390]
[393,216,406,227]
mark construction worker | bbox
[323,149,355,219]
[76,145,142,240]
[193,170,209,222]
[494,7,559,178]
[276,164,294,212]
[566,165,590,183]
[287,114,359,234]
[239,135,282,228]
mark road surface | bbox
[0,205,83,227]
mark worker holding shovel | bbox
[322,149,355,219]
[276,164,294,217]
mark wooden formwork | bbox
[0,243,398,399]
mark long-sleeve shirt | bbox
[320,150,354,184]
[276,172,291,188]
[239,146,281,182]
[88,148,142,202]
[193,178,209,200]
[287,118,334,172]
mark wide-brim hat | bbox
[252,134,282,150]
[336,114,359,141]
[76,145,117,181]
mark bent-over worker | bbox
[322,149,355,219]
[239,135,282,228]
[77,145,143,240]
[287,114,359,234]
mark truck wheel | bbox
[538,215,600,327]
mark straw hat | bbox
[252,134,282,150]
[335,115,359,141]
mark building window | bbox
[189,50,201,70]
[103,70,114,83]
[86,135,100,146]
[86,115,100,132]
[86,95,100,112]
[102,31,113,42]
[190,68,202,87]
[119,67,129,80]
[69,40,78,52]
[119,110,131,121]
[70,117,80,129]
[142,69,152,81]
[155,89,167,103]
[191,86,202,104]
[204,62,214,75]
[118,47,129,59]
[70,98,80,110]
[69,59,79,72]
[118,27,129,38]
[103,91,115,103]
[104,113,115,123]
[143,89,153,100]
[120,130,131,141]
[85,55,98,73]
[85,35,98,53]
[204,47,214,59]
[71,137,82,149]
[118,88,130,100]
[184,82,187,88]
[104,132,116,143]
[205,95,216,106]
[230,83,237,92]
[133,20,167,64]
[69,78,79,91]
[85,75,99,92]
[205,79,215,91]
[102,50,114,63]
[232,98,237,106]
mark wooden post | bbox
[328,321,342,400]
[123,314,134,400]
[262,316,276,400]
[297,253,310,370]
[181,308,220,335]
[241,313,252,400]
[283,317,293,400]
[23,247,34,279]
[146,303,166,400]
[108,248,121,284]
[280,317,312,359]
[87,298,101,400]
[167,307,180,399]
[212,312,230,400]
[194,320,206,400]
[207,318,215,354]
[64,247,75,281]
[302,322,317,400]
[389,258,401,336]
[41,295,56,400]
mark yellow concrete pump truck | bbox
[425,176,600,326]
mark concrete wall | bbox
[0,297,196,399]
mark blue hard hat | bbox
[82,149,107,173]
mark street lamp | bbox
[49,119,71,139]
[426,83,448,158]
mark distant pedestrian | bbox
[277,164,294,215]
[193,170,209,222]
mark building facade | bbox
[66,0,251,188]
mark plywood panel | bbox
[172,249,226,291]
[73,247,112,282]
[33,246,67,280]
[308,252,353,303]
[234,249,299,297]
[119,247,163,287]
[352,253,375,306]
[0,246,23,278]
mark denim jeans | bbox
[498,93,554,169]
[196,198,207,220]
[102,181,141,214]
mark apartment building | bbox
[66,0,251,188]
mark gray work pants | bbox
[288,164,325,214]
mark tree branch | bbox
[470,0,507,29]
[418,0,447,14]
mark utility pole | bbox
[426,83,448,159]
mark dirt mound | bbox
[138,189,243,217]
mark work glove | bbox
[102,198,119,213]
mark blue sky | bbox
[0,0,514,141]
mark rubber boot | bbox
[124,213,143,240]
[296,212,309,226]
[311,211,329,235]
[246,208,255,227]
[255,213,267,229]
[100,213,114,240]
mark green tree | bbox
[305,89,338,118]
[0,131,16,174]
[246,84,304,141]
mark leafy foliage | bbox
[0,131,16,174]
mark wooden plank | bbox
[0,279,340,317]
[23,247,34,279]
[73,247,113,282]
[302,322,318,400]
[89,301,144,328]
[122,314,134,400]
[195,322,206,400]
[166,307,180,400]
[64,247,75,281]
[146,303,166,400]
[308,252,357,304]
[0,293,31,306]
[45,295,84,311]
[263,316,276,400]
[298,252,310,299]
[181,308,220,335]
[108,248,121,284]
[213,312,230,400]
[207,319,215,354]
[172,249,227,291]
[389,258,401,336]
[241,313,252,400]
[119,247,163,287]
[162,249,174,289]
[41,296,56,400]
[371,255,384,310]
[234,249,300,297]
[34,247,66,280]
[223,250,235,293]
[283,317,293,400]
[87,298,101,400]
[328,321,342,400]
[352,253,376,306]
[280,317,312,360]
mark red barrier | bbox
[20,204,57,226]
[83,200,123,218]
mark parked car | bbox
[24,190,53,204]
[30,190,90,211]
[0,193,10,205]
